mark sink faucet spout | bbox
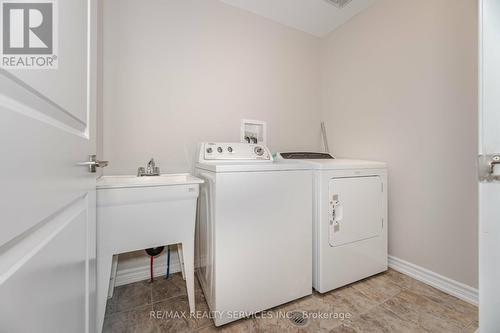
[138,158,160,177]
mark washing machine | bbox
[277,152,388,293]
[195,143,313,326]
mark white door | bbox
[0,1,99,333]
[329,176,383,247]
[479,0,500,331]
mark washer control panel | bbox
[199,142,273,161]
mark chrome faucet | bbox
[137,158,160,177]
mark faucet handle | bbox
[141,158,159,176]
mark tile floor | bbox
[103,269,478,333]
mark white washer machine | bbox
[195,143,313,326]
[277,152,388,293]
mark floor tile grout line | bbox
[105,286,203,318]
[106,291,207,319]
[380,299,427,330]
[191,320,214,332]
[350,283,400,306]
[379,290,472,331]
[415,290,478,324]
[342,291,402,326]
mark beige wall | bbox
[321,0,478,287]
[102,0,322,277]
[103,0,322,175]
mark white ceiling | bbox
[219,0,375,37]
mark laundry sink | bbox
[95,172,203,332]
[97,173,203,189]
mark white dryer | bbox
[195,143,313,326]
[277,152,388,293]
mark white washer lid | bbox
[195,160,313,173]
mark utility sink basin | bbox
[97,173,203,189]
[95,173,203,332]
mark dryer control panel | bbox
[198,142,273,162]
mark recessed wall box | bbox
[241,119,267,145]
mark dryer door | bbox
[329,176,383,247]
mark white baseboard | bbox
[114,260,182,286]
[388,255,478,306]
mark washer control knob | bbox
[227,146,233,153]
[254,146,264,156]
[206,147,213,153]
[217,147,223,153]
